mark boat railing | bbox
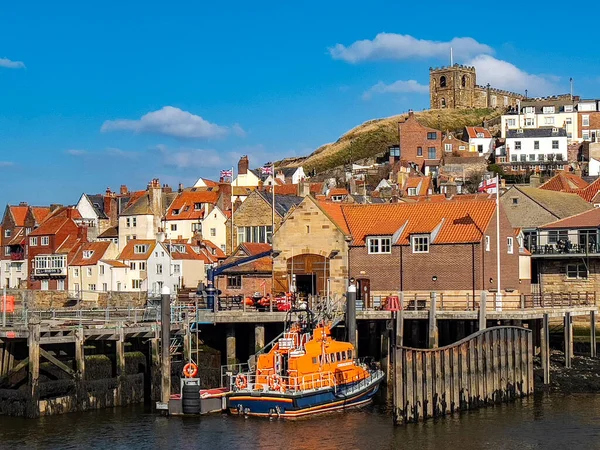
[230,371,337,394]
[221,363,250,388]
[342,367,384,396]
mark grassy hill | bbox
[279,108,502,173]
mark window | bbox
[171,224,177,231]
[4,229,10,238]
[126,218,131,227]
[504,96,508,106]
[491,95,497,107]
[57,280,65,291]
[583,115,590,126]
[192,222,201,233]
[156,264,163,275]
[440,76,446,87]
[525,118,534,126]
[529,154,536,162]
[227,275,242,289]
[524,107,535,114]
[412,235,429,253]
[534,141,540,150]
[511,155,517,162]
[507,118,516,127]
[194,202,203,211]
[173,264,181,274]
[172,209,180,216]
[407,188,417,196]
[100,265,104,275]
[440,98,446,108]
[444,143,452,152]
[548,230,568,244]
[30,237,38,246]
[552,140,559,149]
[306,225,310,234]
[477,144,484,153]
[134,244,148,254]
[26,227,31,235]
[417,147,423,157]
[485,235,490,251]
[462,75,467,87]
[427,132,437,140]
[139,262,146,271]
[583,130,590,141]
[237,226,273,244]
[507,237,513,254]
[520,154,526,162]
[102,283,108,292]
[556,154,564,161]
[132,279,142,289]
[544,117,555,125]
[83,250,93,259]
[543,106,555,114]
[515,141,521,150]
[41,280,48,291]
[538,154,545,161]
[566,264,588,279]
[74,268,79,277]
[88,284,96,291]
[4,247,10,256]
[428,147,436,159]
[367,237,392,254]
[564,105,574,112]
[87,267,92,276]
[566,118,572,124]
[210,228,216,237]
[130,262,137,270]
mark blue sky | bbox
[1,0,598,206]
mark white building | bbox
[68,241,119,301]
[463,127,494,155]
[163,189,222,244]
[166,243,207,289]
[501,98,578,142]
[506,128,568,168]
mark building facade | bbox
[398,111,443,172]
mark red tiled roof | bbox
[101,259,129,268]
[577,178,600,202]
[540,208,600,229]
[220,243,272,273]
[30,207,51,224]
[70,241,111,266]
[240,242,272,255]
[316,200,351,235]
[165,191,219,220]
[465,127,492,139]
[200,240,226,259]
[342,200,496,246]
[169,243,209,261]
[29,216,72,237]
[310,183,323,194]
[10,206,28,227]
[118,239,158,260]
[201,178,218,187]
[271,184,298,195]
[539,173,589,193]
[328,188,349,197]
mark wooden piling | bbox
[27,319,40,418]
[428,292,438,349]
[564,312,573,369]
[478,292,487,331]
[591,310,597,358]
[116,325,125,405]
[540,314,550,384]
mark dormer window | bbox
[83,250,94,259]
[476,133,484,138]
[367,237,391,254]
[412,235,430,253]
[172,209,180,215]
[194,203,203,211]
[134,244,148,254]
[543,106,555,114]
[524,107,535,114]
[407,188,417,196]
[564,105,573,112]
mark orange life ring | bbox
[235,374,248,390]
[269,374,283,392]
[183,362,198,378]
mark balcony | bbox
[526,230,600,257]
[10,252,24,261]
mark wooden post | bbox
[116,324,125,406]
[540,314,550,384]
[27,319,41,418]
[478,292,487,331]
[226,325,236,367]
[564,312,572,369]
[150,326,160,403]
[255,324,265,353]
[75,327,86,407]
[160,288,171,404]
[591,310,597,358]
[396,293,404,348]
[428,292,438,349]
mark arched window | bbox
[440,76,447,88]
[462,75,468,87]
[441,98,446,108]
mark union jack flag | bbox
[220,169,233,178]
[261,166,274,175]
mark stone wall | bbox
[539,258,600,294]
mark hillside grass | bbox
[286,108,502,173]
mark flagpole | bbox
[496,174,502,310]
[230,165,234,254]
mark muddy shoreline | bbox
[534,349,600,393]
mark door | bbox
[117,282,121,292]
[296,274,316,297]
[357,278,371,308]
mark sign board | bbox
[155,402,169,411]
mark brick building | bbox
[27,208,88,290]
[577,99,600,142]
[343,200,527,300]
[398,111,442,173]
[430,64,522,110]
[217,243,273,298]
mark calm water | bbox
[2,393,600,449]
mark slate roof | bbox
[70,241,111,266]
[506,128,567,138]
[540,208,600,230]
[120,191,177,216]
[86,194,109,220]
[341,200,497,246]
[511,187,593,219]
[259,192,304,217]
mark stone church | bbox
[430,64,523,110]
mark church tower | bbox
[429,64,477,109]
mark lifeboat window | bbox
[336,352,342,362]
[348,350,353,360]
[341,351,346,360]
[318,355,323,364]
[312,357,317,364]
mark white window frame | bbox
[485,236,490,252]
[543,106,555,114]
[367,237,392,254]
[566,264,588,279]
[30,237,38,246]
[583,115,590,127]
[171,224,177,231]
[411,235,430,253]
[507,237,514,254]
[88,284,96,291]
[87,267,92,276]
[444,143,452,152]
[156,264,163,275]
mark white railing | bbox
[230,371,337,394]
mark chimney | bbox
[50,204,62,212]
[408,109,414,118]
[529,174,541,188]
[19,202,28,207]
[238,155,249,175]
[77,224,88,241]
[178,183,184,193]
[120,185,128,195]
[217,181,232,214]
[276,171,285,183]
[148,178,164,219]
[298,181,311,197]
[66,208,75,219]
[162,184,173,194]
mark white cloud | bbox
[101,106,238,139]
[65,148,138,159]
[65,149,87,156]
[329,33,493,63]
[466,54,557,96]
[363,79,429,99]
[154,145,224,169]
[0,58,25,69]
[0,161,14,167]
